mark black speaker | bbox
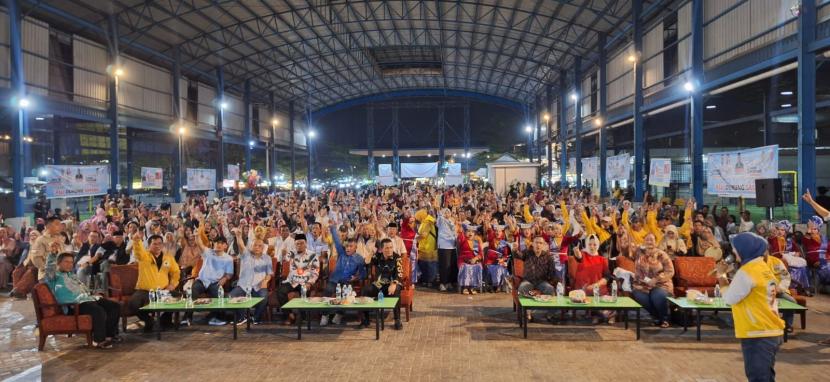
[755,178,783,207]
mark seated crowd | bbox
[1,181,829,349]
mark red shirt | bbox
[571,251,609,295]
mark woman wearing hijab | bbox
[456,224,484,294]
[658,225,688,258]
[484,223,510,292]
[570,235,616,324]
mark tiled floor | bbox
[1,288,829,382]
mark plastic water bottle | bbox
[245,288,252,302]
[611,280,618,300]
[378,291,384,302]
[556,282,564,302]
[185,287,193,308]
[593,284,600,304]
[301,284,308,302]
[217,286,225,306]
[149,289,157,306]
[346,285,353,299]
[336,283,342,300]
[714,284,722,306]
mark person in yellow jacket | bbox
[127,232,181,332]
[415,209,438,286]
[721,232,785,382]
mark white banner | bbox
[187,168,216,191]
[401,162,438,178]
[378,164,393,177]
[222,179,236,188]
[445,175,463,186]
[227,164,240,181]
[377,176,396,186]
[141,167,163,189]
[606,153,631,181]
[44,165,110,199]
[581,157,599,183]
[707,145,778,198]
[568,157,576,175]
[649,158,672,187]
[447,163,462,176]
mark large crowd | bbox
[1,182,829,355]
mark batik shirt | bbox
[283,250,320,287]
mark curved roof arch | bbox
[40,0,643,112]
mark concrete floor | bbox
[1,288,829,382]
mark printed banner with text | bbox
[706,145,778,198]
[606,153,631,181]
[227,164,240,181]
[581,157,599,183]
[649,158,672,187]
[141,167,163,189]
[44,165,110,199]
[187,168,216,191]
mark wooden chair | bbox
[265,256,281,321]
[106,264,139,332]
[511,258,525,317]
[31,283,93,351]
[399,255,415,321]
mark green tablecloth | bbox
[282,297,399,310]
[518,296,641,309]
[139,297,264,311]
[667,297,805,311]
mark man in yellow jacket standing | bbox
[128,232,181,332]
[721,232,785,382]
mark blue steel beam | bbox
[269,91,277,185]
[108,13,121,196]
[216,66,225,196]
[464,103,471,174]
[546,84,554,184]
[535,96,543,164]
[559,71,568,187]
[598,33,609,198]
[306,109,313,193]
[690,0,705,205]
[798,0,817,221]
[438,105,446,173]
[574,56,583,188]
[632,0,645,202]
[7,0,25,217]
[392,107,400,178]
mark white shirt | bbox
[269,235,295,262]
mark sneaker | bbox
[252,320,263,325]
[471,289,478,295]
[180,319,191,327]
[438,284,447,292]
[235,318,247,326]
[320,315,329,327]
[332,313,343,325]
[394,319,402,330]
[462,288,470,295]
[94,340,113,349]
[208,318,227,326]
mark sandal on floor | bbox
[659,321,671,328]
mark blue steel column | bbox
[690,0,705,204]
[438,105,445,173]
[107,14,120,195]
[289,101,296,189]
[306,110,313,193]
[573,56,583,188]
[559,72,568,187]
[367,105,375,179]
[215,66,225,195]
[546,84,553,184]
[598,33,609,197]
[632,0,645,201]
[269,91,277,185]
[126,128,133,194]
[525,104,532,161]
[7,0,25,217]
[798,0,817,221]
[391,107,400,178]
[172,46,183,202]
[243,79,252,172]
[463,103,470,174]
[533,95,545,163]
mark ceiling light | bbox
[219,101,228,109]
[570,92,578,101]
[780,91,793,96]
[524,125,532,133]
[114,67,124,77]
[781,104,792,108]
[249,140,256,147]
[593,118,602,127]
[18,98,30,108]
[35,117,45,121]
[271,118,279,125]
[705,105,717,110]
[308,130,316,138]
[683,82,694,92]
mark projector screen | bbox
[401,162,438,178]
